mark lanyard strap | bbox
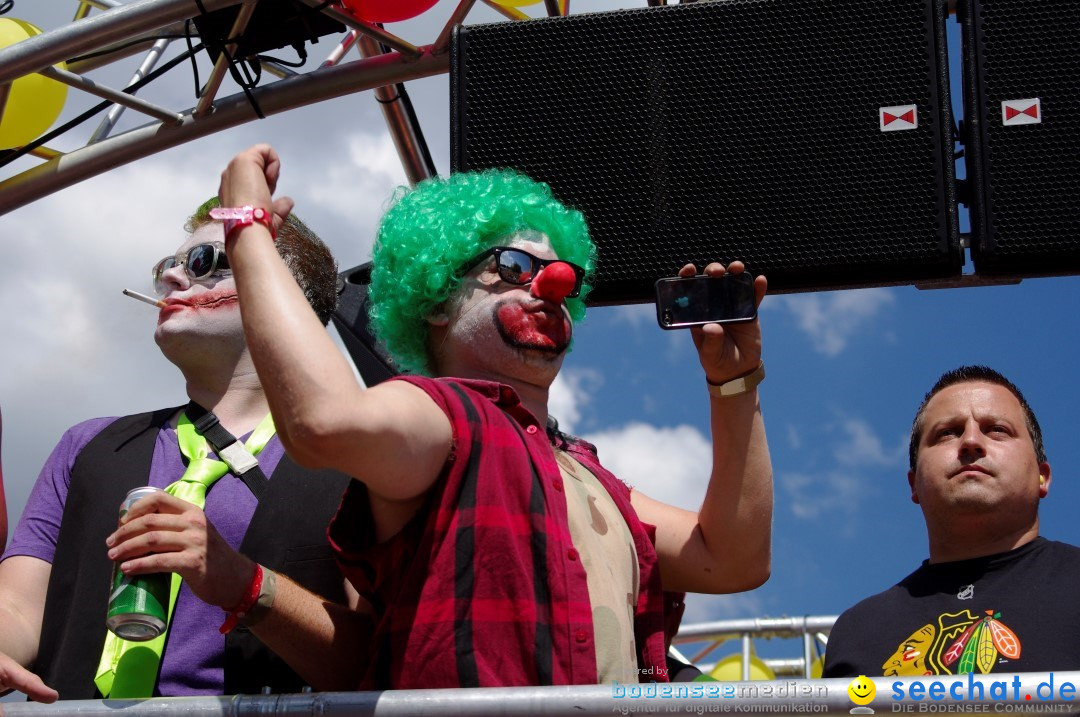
[182,401,272,501]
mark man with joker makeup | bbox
[0,201,368,702]
[219,144,774,688]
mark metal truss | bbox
[674,614,836,680]
[0,0,597,215]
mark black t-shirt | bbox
[823,538,1080,678]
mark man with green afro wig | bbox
[220,144,774,691]
[369,169,596,375]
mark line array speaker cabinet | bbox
[961,0,1080,275]
[451,0,960,303]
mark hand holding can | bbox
[106,487,171,641]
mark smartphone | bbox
[654,272,757,330]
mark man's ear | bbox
[426,305,449,327]
[1039,462,1052,498]
[908,469,920,505]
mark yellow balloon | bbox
[710,653,777,682]
[0,19,68,150]
[810,655,824,679]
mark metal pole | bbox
[90,37,172,142]
[433,0,479,55]
[38,65,183,125]
[478,0,528,21]
[320,30,360,69]
[75,0,123,14]
[0,0,238,84]
[674,615,838,643]
[741,633,751,681]
[356,36,434,186]
[194,0,259,117]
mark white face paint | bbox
[435,232,574,380]
[153,223,246,367]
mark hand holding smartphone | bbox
[654,272,757,330]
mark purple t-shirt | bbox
[4,414,286,697]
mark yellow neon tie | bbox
[93,412,275,698]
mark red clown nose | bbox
[530,261,577,303]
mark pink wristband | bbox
[210,205,275,241]
[220,563,263,634]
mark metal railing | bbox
[4,674,1080,716]
[674,615,837,680]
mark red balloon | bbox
[339,0,439,23]
[531,262,577,303]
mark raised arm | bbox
[631,261,772,594]
[218,145,450,503]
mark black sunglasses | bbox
[460,246,586,299]
[152,242,231,296]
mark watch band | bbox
[707,361,766,398]
[209,205,275,241]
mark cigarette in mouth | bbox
[123,289,166,309]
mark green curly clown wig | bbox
[369,169,597,375]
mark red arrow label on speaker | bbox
[880,104,918,132]
[1002,98,1041,126]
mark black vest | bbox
[35,408,351,699]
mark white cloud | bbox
[0,152,219,520]
[548,367,603,435]
[833,416,904,467]
[682,591,767,625]
[608,303,654,329]
[583,422,711,511]
[292,130,407,261]
[771,288,896,357]
[786,424,802,450]
[780,471,862,521]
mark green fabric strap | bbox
[93,411,275,698]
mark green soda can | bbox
[105,487,170,641]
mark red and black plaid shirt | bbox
[329,376,670,688]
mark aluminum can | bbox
[105,486,170,641]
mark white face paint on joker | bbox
[153,223,245,362]
[437,231,574,378]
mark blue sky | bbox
[4,0,1080,671]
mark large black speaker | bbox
[961,0,1080,275]
[451,0,960,304]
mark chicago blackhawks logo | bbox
[942,610,1020,674]
[882,609,1021,676]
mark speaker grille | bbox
[965,0,1080,273]
[452,0,959,303]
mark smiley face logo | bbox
[848,675,876,706]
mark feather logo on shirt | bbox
[881,609,1022,676]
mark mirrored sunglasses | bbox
[152,242,231,296]
[460,246,586,298]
